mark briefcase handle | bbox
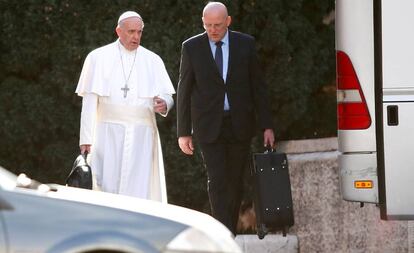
[264,145,275,153]
[82,151,89,164]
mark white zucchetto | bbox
[118,11,143,25]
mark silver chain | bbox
[118,42,137,97]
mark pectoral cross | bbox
[118,42,136,99]
[121,84,130,98]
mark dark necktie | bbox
[215,41,223,78]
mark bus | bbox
[336,0,414,219]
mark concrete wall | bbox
[279,137,409,253]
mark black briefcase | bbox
[66,153,92,190]
[251,148,294,239]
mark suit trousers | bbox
[199,114,251,235]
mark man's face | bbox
[116,17,143,51]
[202,12,231,42]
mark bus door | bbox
[380,0,414,219]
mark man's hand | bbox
[264,129,275,148]
[153,96,167,114]
[178,136,194,155]
[80,144,91,154]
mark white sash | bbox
[96,102,167,203]
[97,103,154,126]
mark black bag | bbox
[251,148,294,239]
[66,153,92,190]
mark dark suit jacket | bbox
[177,30,273,143]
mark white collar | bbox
[117,39,138,55]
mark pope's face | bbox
[116,17,143,51]
[202,11,231,42]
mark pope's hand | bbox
[153,96,167,114]
[178,136,194,155]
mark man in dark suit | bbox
[176,1,275,235]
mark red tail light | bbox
[336,50,371,129]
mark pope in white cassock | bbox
[75,11,175,203]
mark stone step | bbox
[235,234,299,253]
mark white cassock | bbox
[75,39,175,203]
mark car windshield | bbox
[0,166,18,190]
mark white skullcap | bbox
[118,11,143,25]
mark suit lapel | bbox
[226,30,236,83]
[201,33,225,83]
[201,33,218,71]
